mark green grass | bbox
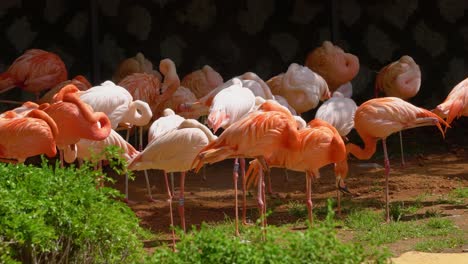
[286,200,308,219]
[148,204,390,264]
[414,236,467,252]
[345,209,460,246]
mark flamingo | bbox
[181,65,224,98]
[38,75,92,104]
[315,91,358,139]
[118,58,180,120]
[305,41,360,93]
[346,97,449,222]
[159,86,199,119]
[193,101,301,230]
[64,129,139,194]
[177,72,275,119]
[375,55,422,166]
[0,109,58,163]
[128,118,217,248]
[42,84,112,166]
[0,49,68,100]
[433,77,468,126]
[266,63,330,115]
[112,52,162,84]
[140,108,186,202]
[245,118,348,224]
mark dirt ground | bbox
[108,123,468,257]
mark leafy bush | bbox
[148,202,389,264]
[0,156,148,263]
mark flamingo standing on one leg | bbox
[193,101,301,231]
[0,49,68,100]
[375,55,422,166]
[433,77,468,126]
[346,97,449,222]
[128,119,217,249]
[245,118,348,224]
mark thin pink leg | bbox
[306,172,313,225]
[399,131,405,167]
[240,158,247,225]
[233,158,240,236]
[382,139,391,223]
[257,169,265,230]
[265,169,273,195]
[178,171,186,232]
[164,171,176,251]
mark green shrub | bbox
[148,202,389,264]
[0,155,148,264]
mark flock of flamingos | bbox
[0,41,466,245]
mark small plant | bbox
[0,155,150,263]
[424,208,442,218]
[286,200,308,219]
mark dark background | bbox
[0,0,467,122]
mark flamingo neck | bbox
[346,135,378,160]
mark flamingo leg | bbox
[306,172,313,225]
[265,169,273,195]
[124,172,129,203]
[336,177,341,217]
[283,168,289,182]
[201,165,207,181]
[144,170,156,202]
[59,149,64,168]
[240,158,248,225]
[257,169,265,232]
[178,171,186,232]
[233,158,240,236]
[382,138,391,223]
[163,171,176,251]
[399,131,405,167]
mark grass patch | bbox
[414,236,467,252]
[345,209,460,246]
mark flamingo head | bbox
[207,109,228,134]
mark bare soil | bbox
[108,124,468,257]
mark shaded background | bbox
[0,0,467,120]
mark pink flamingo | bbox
[128,118,217,248]
[305,41,360,93]
[112,52,162,84]
[433,77,468,126]
[346,97,449,222]
[181,65,224,98]
[375,55,422,166]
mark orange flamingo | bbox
[192,101,301,230]
[305,41,359,93]
[433,77,468,126]
[118,58,180,119]
[0,49,68,100]
[346,97,449,222]
[245,118,348,224]
[374,55,422,166]
[42,84,112,166]
[0,109,58,163]
[181,65,224,98]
